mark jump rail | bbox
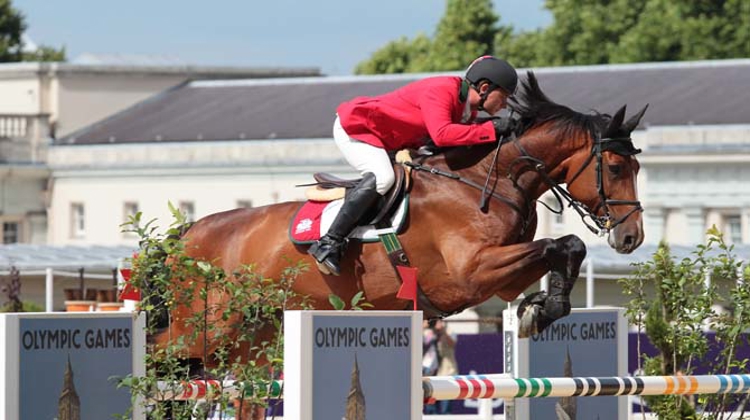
[152,380,283,401]
[423,374,750,402]
[156,374,750,402]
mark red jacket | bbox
[336,76,497,150]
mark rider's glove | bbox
[492,117,516,139]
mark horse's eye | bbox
[608,164,622,176]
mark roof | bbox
[0,244,136,271]
[71,53,189,67]
[584,243,750,274]
[60,59,750,145]
[1,243,747,276]
[0,61,321,79]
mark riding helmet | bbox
[465,56,518,95]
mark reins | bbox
[403,134,535,237]
[402,138,524,218]
[508,133,642,236]
[404,130,643,237]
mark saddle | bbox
[289,152,413,244]
[310,165,407,225]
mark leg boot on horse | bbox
[308,172,380,276]
[518,235,586,338]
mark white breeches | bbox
[333,116,395,195]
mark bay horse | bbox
[151,71,646,418]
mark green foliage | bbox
[0,0,65,62]
[0,0,24,62]
[425,0,498,71]
[355,0,509,74]
[23,44,66,62]
[619,227,750,419]
[510,0,750,66]
[354,34,431,74]
[358,0,750,74]
[328,290,374,311]
[119,208,311,419]
[0,300,44,312]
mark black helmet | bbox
[465,56,518,95]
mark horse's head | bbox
[564,105,647,254]
[509,72,647,254]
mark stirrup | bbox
[316,256,341,276]
[308,237,345,276]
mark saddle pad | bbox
[289,196,409,244]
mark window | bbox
[236,200,253,209]
[71,203,85,237]
[725,214,743,244]
[3,222,20,244]
[179,201,195,223]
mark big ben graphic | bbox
[344,354,366,420]
[58,356,81,420]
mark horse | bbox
[150,71,647,419]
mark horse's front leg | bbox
[516,234,586,338]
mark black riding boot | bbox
[308,172,381,276]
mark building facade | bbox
[0,62,321,245]
[6,59,750,313]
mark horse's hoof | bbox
[518,304,539,339]
[517,291,547,339]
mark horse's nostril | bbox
[623,234,635,247]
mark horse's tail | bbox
[142,222,195,337]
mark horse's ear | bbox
[621,104,649,133]
[604,105,627,137]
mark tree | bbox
[722,0,750,57]
[355,34,431,75]
[424,0,499,71]
[23,44,66,62]
[0,0,65,62]
[503,0,750,66]
[0,0,25,62]
[620,228,750,418]
[357,0,750,75]
[355,0,509,74]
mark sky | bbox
[16,0,551,76]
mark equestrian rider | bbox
[308,55,519,276]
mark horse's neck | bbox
[505,129,588,200]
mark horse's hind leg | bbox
[518,234,586,338]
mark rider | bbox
[308,55,519,276]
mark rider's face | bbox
[481,85,510,115]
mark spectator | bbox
[423,319,458,414]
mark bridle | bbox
[404,130,643,237]
[510,133,643,236]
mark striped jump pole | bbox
[153,374,750,403]
[423,374,750,402]
[152,379,283,401]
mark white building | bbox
[0,61,321,246]
[6,59,750,312]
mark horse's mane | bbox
[510,71,608,140]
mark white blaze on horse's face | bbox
[604,153,644,254]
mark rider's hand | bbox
[493,117,516,138]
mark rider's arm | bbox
[420,87,497,147]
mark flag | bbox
[118,268,141,301]
[396,265,418,310]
